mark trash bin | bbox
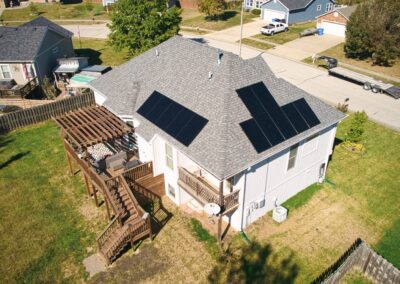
[317,28,324,36]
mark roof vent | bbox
[208,71,213,80]
[155,49,159,57]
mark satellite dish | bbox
[204,203,221,216]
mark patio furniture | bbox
[105,152,127,170]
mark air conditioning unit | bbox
[272,206,288,223]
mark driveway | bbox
[204,18,266,43]
[268,34,344,60]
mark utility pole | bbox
[239,1,245,58]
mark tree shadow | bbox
[208,241,299,284]
[0,151,30,170]
[74,48,102,65]
[205,10,238,22]
[0,136,14,153]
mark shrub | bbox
[41,76,57,100]
[85,1,94,11]
[251,8,261,16]
[198,0,227,19]
[29,2,39,16]
[93,5,103,16]
[345,111,368,143]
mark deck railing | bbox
[122,161,153,181]
[178,167,240,211]
[96,216,119,248]
[0,77,38,98]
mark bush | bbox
[41,76,57,100]
[85,1,94,11]
[93,5,103,16]
[29,2,39,16]
[345,111,368,143]
[199,0,227,19]
[251,8,261,16]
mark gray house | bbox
[260,0,335,24]
[0,17,74,97]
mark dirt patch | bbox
[246,188,382,282]
[61,257,81,280]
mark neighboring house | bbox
[245,0,267,10]
[316,5,356,37]
[0,17,74,91]
[260,0,335,24]
[90,36,345,231]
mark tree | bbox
[41,76,56,100]
[198,0,226,19]
[345,0,400,66]
[108,0,181,56]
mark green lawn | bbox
[240,38,275,51]
[0,122,106,283]
[73,38,131,67]
[253,21,316,44]
[319,43,400,79]
[1,3,109,22]
[182,9,257,31]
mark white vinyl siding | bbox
[302,133,319,156]
[165,143,174,170]
[287,143,299,170]
[0,64,11,79]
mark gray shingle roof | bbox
[265,0,332,11]
[0,26,48,61]
[22,16,73,38]
[90,36,345,180]
[0,17,72,62]
[337,5,357,20]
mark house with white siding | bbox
[90,36,345,239]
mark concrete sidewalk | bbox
[63,24,109,39]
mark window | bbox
[325,3,333,12]
[0,65,11,79]
[168,184,176,198]
[246,0,253,7]
[255,1,261,8]
[316,4,321,11]
[165,143,174,170]
[287,143,299,171]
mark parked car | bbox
[260,23,288,35]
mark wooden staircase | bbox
[97,162,164,264]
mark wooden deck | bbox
[136,174,165,197]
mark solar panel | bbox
[293,98,320,128]
[240,119,272,153]
[237,82,320,153]
[137,91,208,146]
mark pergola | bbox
[53,105,133,150]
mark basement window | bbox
[168,184,176,198]
[287,143,299,171]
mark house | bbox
[316,5,356,37]
[260,0,335,24]
[0,17,74,97]
[245,0,267,10]
[89,36,345,234]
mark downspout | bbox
[240,168,248,231]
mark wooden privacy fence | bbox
[0,93,95,135]
[0,98,53,109]
[312,238,400,284]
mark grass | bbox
[240,38,274,51]
[189,218,221,259]
[0,121,105,283]
[72,37,131,67]
[180,27,210,35]
[181,9,257,31]
[319,43,400,79]
[253,21,316,44]
[246,114,400,283]
[283,183,323,211]
[1,3,109,22]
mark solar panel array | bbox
[237,82,320,153]
[137,91,208,146]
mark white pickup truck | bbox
[260,22,288,35]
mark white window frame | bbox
[165,143,174,170]
[255,1,261,8]
[325,3,333,12]
[246,0,253,7]
[316,4,321,11]
[168,183,176,198]
[287,143,299,171]
[0,64,12,79]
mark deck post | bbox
[217,214,222,243]
[63,140,73,176]
[148,214,153,242]
[105,197,111,220]
[219,180,224,207]
[83,173,91,197]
